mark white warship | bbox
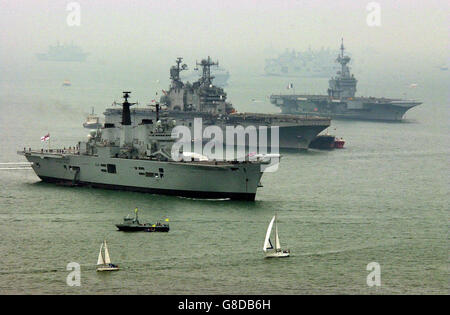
[104,57,331,149]
[83,107,102,129]
[18,92,269,201]
[264,47,341,78]
[270,39,422,121]
[36,42,89,62]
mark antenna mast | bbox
[197,56,218,86]
[121,91,136,126]
[170,57,188,87]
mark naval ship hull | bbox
[83,122,102,129]
[36,53,88,62]
[270,95,421,121]
[115,224,169,232]
[103,109,330,150]
[19,151,263,201]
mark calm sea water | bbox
[0,60,448,294]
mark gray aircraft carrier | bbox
[270,40,422,121]
[104,57,330,149]
[18,92,269,201]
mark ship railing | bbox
[19,147,81,156]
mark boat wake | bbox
[176,196,231,201]
[304,240,401,257]
[0,162,32,170]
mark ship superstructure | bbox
[270,39,422,121]
[181,60,230,87]
[162,57,233,114]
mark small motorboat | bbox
[96,240,119,272]
[263,214,290,258]
[115,208,170,232]
[309,134,345,150]
[309,134,336,150]
[62,79,71,86]
[334,137,345,149]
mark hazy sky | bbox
[0,0,448,71]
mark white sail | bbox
[275,216,281,250]
[97,242,104,265]
[263,216,276,252]
[103,241,111,264]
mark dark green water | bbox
[0,61,448,294]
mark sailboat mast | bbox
[274,215,278,250]
[274,214,281,250]
[103,240,106,263]
[103,240,111,264]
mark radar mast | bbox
[121,91,136,126]
[170,57,188,88]
[197,56,218,86]
[336,38,351,78]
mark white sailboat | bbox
[263,215,290,258]
[96,240,120,271]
